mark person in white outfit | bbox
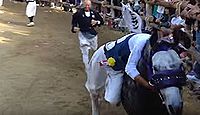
[26,0,37,27]
[0,0,3,6]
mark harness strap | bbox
[151,67,186,89]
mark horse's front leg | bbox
[160,87,183,115]
[90,92,100,115]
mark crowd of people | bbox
[104,0,200,96]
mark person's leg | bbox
[79,33,98,68]
[78,32,91,68]
[88,35,98,60]
[28,16,34,22]
[104,70,124,105]
[90,36,98,51]
[26,1,36,27]
[27,16,35,26]
[80,45,90,68]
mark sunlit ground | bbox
[0,10,30,44]
[0,10,4,14]
[0,6,31,33]
[0,7,19,15]
[0,36,12,43]
[0,3,65,46]
[0,22,30,38]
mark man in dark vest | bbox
[71,0,104,69]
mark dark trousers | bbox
[28,16,34,22]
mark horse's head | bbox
[149,29,192,115]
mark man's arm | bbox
[92,11,104,26]
[125,35,154,90]
[125,50,154,90]
[71,12,79,33]
[134,75,155,90]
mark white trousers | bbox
[85,45,123,104]
[78,32,98,68]
[26,1,37,17]
[0,0,3,6]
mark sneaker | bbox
[27,22,35,27]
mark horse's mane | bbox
[137,28,180,81]
[136,40,151,80]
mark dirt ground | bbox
[0,1,199,115]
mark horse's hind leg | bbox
[90,93,100,115]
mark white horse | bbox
[121,42,185,115]
[121,29,191,115]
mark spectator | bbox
[155,0,169,19]
[40,0,49,7]
[155,8,171,28]
[171,9,186,31]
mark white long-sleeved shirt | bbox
[125,33,151,80]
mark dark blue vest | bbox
[104,34,135,71]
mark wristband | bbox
[97,21,101,24]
